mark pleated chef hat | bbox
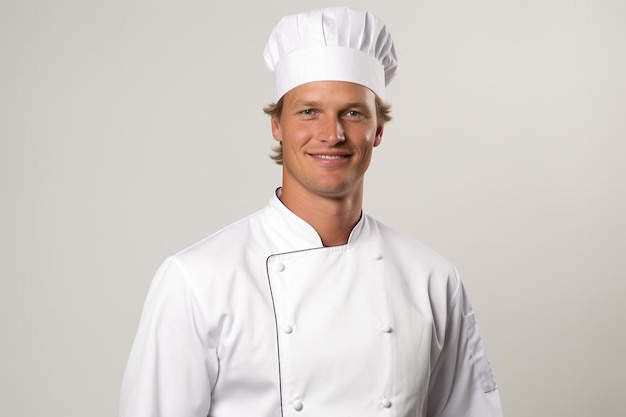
[263,7,398,101]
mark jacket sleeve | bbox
[119,256,218,417]
[427,272,503,417]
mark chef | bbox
[120,6,504,417]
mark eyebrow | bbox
[291,100,369,110]
[343,102,370,110]
[292,100,320,108]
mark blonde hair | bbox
[263,95,392,165]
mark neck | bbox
[279,186,363,247]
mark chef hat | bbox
[263,7,398,101]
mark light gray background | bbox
[2,0,625,416]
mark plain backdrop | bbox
[2,0,625,416]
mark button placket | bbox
[370,250,395,411]
[372,250,394,335]
[274,260,295,336]
[271,256,303,413]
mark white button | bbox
[372,253,383,260]
[381,324,393,333]
[380,398,392,408]
[292,400,303,411]
[275,262,285,272]
[283,324,294,334]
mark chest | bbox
[211,244,435,415]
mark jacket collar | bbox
[263,188,366,253]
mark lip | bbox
[308,153,351,164]
[312,154,347,159]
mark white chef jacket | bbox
[120,191,503,417]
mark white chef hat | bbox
[263,7,398,101]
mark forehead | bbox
[283,81,376,107]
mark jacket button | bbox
[275,262,285,272]
[283,324,294,334]
[381,324,393,333]
[292,400,303,411]
[380,398,392,408]
[372,253,383,260]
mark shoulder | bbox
[366,215,461,299]
[369,216,455,271]
[173,207,262,256]
[164,208,267,278]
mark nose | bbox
[320,116,345,145]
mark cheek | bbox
[280,131,305,160]
[284,124,312,146]
[353,129,377,148]
[348,122,377,137]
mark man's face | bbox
[271,80,383,200]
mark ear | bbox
[373,123,384,147]
[271,116,282,142]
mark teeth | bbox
[316,155,342,159]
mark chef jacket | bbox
[120,190,503,417]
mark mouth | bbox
[308,153,351,167]
[313,154,346,160]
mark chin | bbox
[311,183,358,199]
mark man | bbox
[120,7,503,417]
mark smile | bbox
[313,154,346,159]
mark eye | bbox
[344,110,364,118]
[300,109,315,115]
